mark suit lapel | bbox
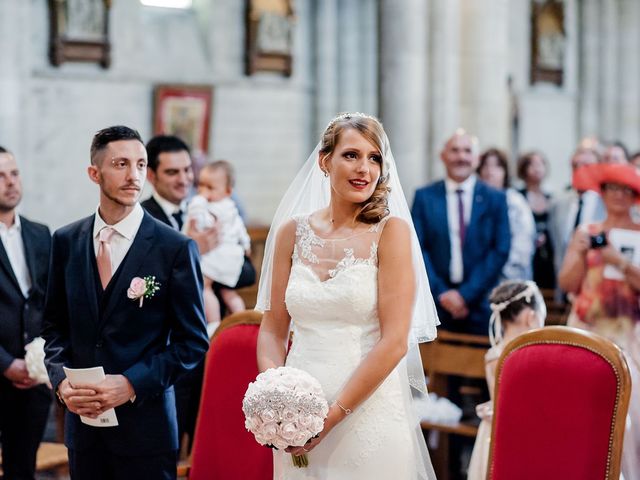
[146,197,172,227]
[79,216,101,326]
[100,214,156,326]
[0,237,21,293]
[434,181,450,244]
[465,181,486,252]
[433,181,452,268]
[19,217,38,289]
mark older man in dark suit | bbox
[42,126,209,479]
[411,130,511,335]
[0,146,52,480]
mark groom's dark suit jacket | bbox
[42,211,209,456]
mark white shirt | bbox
[0,213,32,297]
[93,203,144,274]
[153,191,185,231]
[445,175,476,284]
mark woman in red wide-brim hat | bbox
[560,162,640,479]
[572,162,640,202]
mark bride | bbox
[256,112,438,479]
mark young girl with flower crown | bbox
[467,280,546,480]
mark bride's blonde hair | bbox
[319,113,390,224]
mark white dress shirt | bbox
[445,175,476,284]
[0,213,32,297]
[93,203,144,273]
[153,191,185,231]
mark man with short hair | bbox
[142,135,194,231]
[411,130,511,335]
[42,126,209,479]
[142,135,220,254]
[411,131,510,479]
[141,135,216,453]
[0,146,52,480]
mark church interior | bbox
[1,1,639,479]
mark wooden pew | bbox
[420,330,490,480]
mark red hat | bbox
[572,163,640,202]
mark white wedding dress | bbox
[273,215,435,480]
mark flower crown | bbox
[490,281,538,314]
[489,281,540,346]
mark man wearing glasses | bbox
[42,126,209,479]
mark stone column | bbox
[599,0,619,141]
[315,0,339,134]
[578,0,601,138]
[379,0,429,196]
[0,0,29,157]
[337,0,361,112]
[618,0,640,149]
[428,0,460,179]
[458,0,510,149]
[359,0,378,116]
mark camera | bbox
[590,232,608,249]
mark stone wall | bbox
[2,0,638,230]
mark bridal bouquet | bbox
[243,366,329,468]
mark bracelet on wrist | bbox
[334,400,352,416]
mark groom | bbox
[42,126,209,479]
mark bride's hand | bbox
[286,405,344,456]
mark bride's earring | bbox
[323,170,329,178]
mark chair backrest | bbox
[488,326,631,480]
[189,310,272,480]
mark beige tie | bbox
[97,227,116,289]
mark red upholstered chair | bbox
[488,326,631,480]
[187,310,273,480]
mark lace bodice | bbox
[285,215,387,342]
[290,214,385,280]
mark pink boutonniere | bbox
[127,276,160,307]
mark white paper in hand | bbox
[603,228,640,280]
[63,366,119,427]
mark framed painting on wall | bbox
[245,0,295,76]
[48,0,112,68]
[530,0,565,86]
[153,85,213,160]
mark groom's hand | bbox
[58,378,100,418]
[93,374,136,412]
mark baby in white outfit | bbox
[185,161,250,334]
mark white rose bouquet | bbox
[243,366,329,468]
